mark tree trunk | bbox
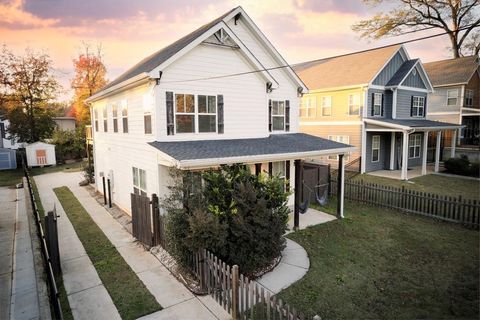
[449,33,461,58]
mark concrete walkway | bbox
[287,207,336,231]
[35,172,230,320]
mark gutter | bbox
[85,72,151,103]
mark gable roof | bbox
[424,55,479,87]
[386,59,419,86]
[292,44,402,90]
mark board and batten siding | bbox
[366,88,392,119]
[365,132,391,172]
[403,67,427,89]
[396,89,427,119]
[372,51,405,86]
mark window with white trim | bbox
[371,135,380,162]
[328,135,349,160]
[300,96,316,118]
[321,96,331,116]
[348,94,361,115]
[447,89,458,106]
[121,100,128,133]
[175,94,195,133]
[102,105,108,132]
[271,100,285,131]
[408,134,421,158]
[373,93,382,116]
[94,109,98,132]
[465,89,474,107]
[412,96,425,117]
[143,95,152,134]
[198,95,217,133]
[132,167,147,196]
[112,104,118,133]
[272,161,286,192]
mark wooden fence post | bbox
[232,265,239,320]
[151,194,160,246]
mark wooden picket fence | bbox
[190,249,303,320]
[330,179,479,228]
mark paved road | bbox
[0,186,41,320]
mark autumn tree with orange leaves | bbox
[71,43,108,125]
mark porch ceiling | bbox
[365,118,463,131]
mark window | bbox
[198,95,217,133]
[328,135,349,160]
[321,96,331,116]
[272,161,286,191]
[143,95,152,134]
[112,104,118,133]
[371,135,380,162]
[465,89,474,107]
[132,167,147,196]
[94,109,99,132]
[300,96,316,118]
[447,89,458,106]
[373,93,382,116]
[103,106,108,132]
[412,96,425,117]
[348,94,361,115]
[121,100,128,133]
[272,100,285,131]
[408,134,421,158]
[175,94,195,133]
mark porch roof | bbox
[149,133,355,169]
[365,118,463,131]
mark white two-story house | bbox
[86,7,354,221]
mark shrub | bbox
[162,164,290,276]
[50,127,85,162]
[444,155,480,177]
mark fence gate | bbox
[303,162,330,204]
[131,193,153,247]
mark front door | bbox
[36,149,47,165]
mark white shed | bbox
[26,142,56,167]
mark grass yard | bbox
[0,168,23,187]
[352,173,480,200]
[279,199,479,320]
[54,186,161,320]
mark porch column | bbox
[337,154,345,219]
[450,129,457,158]
[294,159,304,230]
[389,132,395,170]
[361,124,366,174]
[422,131,429,175]
[435,131,442,173]
[401,131,409,180]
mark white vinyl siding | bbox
[409,134,421,158]
[412,96,425,117]
[371,135,380,162]
[348,94,361,115]
[321,96,331,116]
[300,96,316,118]
[447,89,458,106]
[272,100,285,131]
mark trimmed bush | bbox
[444,155,480,177]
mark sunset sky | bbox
[0,0,458,101]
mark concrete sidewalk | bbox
[36,172,230,320]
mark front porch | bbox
[367,163,438,180]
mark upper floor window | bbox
[175,94,195,133]
[409,134,421,158]
[321,96,331,116]
[300,96,316,118]
[94,109,99,132]
[348,94,361,115]
[411,96,425,117]
[143,95,153,134]
[102,106,108,132]
[447,89,458,106]
[121,100,128,133]
[112,104,118,133]
[272,100,285,131]
[371,135,380,162]
[198,95,217,133]
[465,89,474,107]
[132,167,147,196]
[373,93,382,116]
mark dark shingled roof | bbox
[371,118,462,128]
[424,56,479,86]
[99,7,238,92]
[386,59,418,86]
[149,133,352,161]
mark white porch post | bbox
[361,124,366,174]
[435,131,442,173]
[422,131,429,175]
[389,132,395,170]
[401,131,409,180]
[337,154,345,219]
[451,129,457,158]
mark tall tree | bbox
[352,0,480,58]
[0,46,58,143]
[71,43,108,125]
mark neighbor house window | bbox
[373,93,382,116]
[94,109,99,132]
[198,95,217,133]
[103,106,108,132]
[328,135,349,160]
[175,94,195,133]
[300,96,316,118]
[447,89,458,106]
[465,89,474,107]
[349,94,361,115]
[371,135,380,162]
[121,100,128,133]
[409,134,421,158]
[321,96,331,116]
[112,104,118,133]
[143,95,152,134]
[132,167,147,196]
[412,96,425,117]
[271,100,285,131]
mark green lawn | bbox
[278,199,479,320]
[54,187,161,319]
[0,168,23,187]
[352,173,480,200]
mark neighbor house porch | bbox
[362,119,462,180]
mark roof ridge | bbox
[424,55,478,65]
